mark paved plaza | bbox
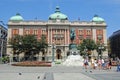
[0,64,120,80]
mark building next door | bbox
[56,49,62,59]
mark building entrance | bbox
[56,49,62,59]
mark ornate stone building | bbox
[7,6,107,61]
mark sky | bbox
[0,0,120,38]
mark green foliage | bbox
[8,35,23,55]
[55,61,61,64]
[9,34,48,61]
[77,39,97,56]
[0,56,9,63]
[36,35,48,55]
[22,35,37,51]
[83,39,97,51]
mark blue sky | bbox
[0,0,120,38]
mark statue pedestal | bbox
[69,43,77,49]
[69,49,79,55]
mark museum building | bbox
[7,6,107,61]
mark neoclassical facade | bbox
[7,6,107,61]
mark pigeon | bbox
[19,73,22,75]
[44,76,46,79]
[90,71,92,73]
[37,76,40,79]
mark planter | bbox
[12,61,52,67]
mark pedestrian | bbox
[104,58,109,69]
[90,58,94,69]
[116,57,120,72]
[83,57,89,71]
[94,59,97,69]
[108,58,112,70]
[101,58,105,69]
[98,58,102,70]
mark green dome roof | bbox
[92,15,105,22]
[49,6,68,20]
[10,13,24,21]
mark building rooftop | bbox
[92,15,105,22]
[49,6,68,20]
[9,13,24,21]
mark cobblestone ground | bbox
[0,64,120,80]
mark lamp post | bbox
[18,42,22,62]
[98,43,104,59]
[9,51,12,65]
[84,46,88,57]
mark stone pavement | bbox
[0,64,120,80]
[54,73,95,80]
[42,72,54,80]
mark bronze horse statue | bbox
[70,29,76,41]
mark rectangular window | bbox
[97,29,103,35]
[86,30,91,35]
[79,30,84,35]
[12,29,19,35]
[25,30,30,35]
[33,30,38,35]
[42,30,46,35]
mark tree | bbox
[38,35,48,61]
[8,35,23,61]
[77,39,97,57]
[21,35,38,61]
[9,35,22,55]
[9,34,48,61]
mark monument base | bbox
[62,55,84,66]
[63,49,84,66]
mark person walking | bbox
[98,58,102,70]
[101,58,105,69]
[83,57,89,71]
[94,59,98,69]
[116,57,120,72]
[108,58,112,70]
[90,58,94,69]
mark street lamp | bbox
[83,46,88,59]
[9,51,13,65]
[52,42,56,62]
[98,43,104,59]
[84,46,88,56]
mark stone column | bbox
[92,28,96,42]
[65,28,66,44]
